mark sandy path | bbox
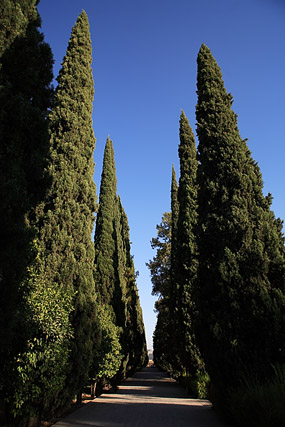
[53,367,230,426]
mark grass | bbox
[228,364,285,427]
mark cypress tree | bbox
[153,305,171,370]
[95,140,147,381]
[175,111,202,378]
[118,197,148,374]
[35,10,98,409]
[0,0,40,57]
[168,164,185,376]
[170,164,179,280]
[113,195,128,330]
[196,44,285,392]
[0,1,54,420]
[112,195,129,380]
[94,137,117,306]
[94,138,128,383]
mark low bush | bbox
[180,369,210,399]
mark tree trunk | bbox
[90,380,97,398]
[76,391,82,405]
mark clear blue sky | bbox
[38,0,285,350]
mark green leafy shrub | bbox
[91,304,122,380]
[195,370,210,399]
[3,248,73,421]
[181,369,210,398]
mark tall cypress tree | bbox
[118,197,148,374]
[94,139,127,330]
[196,44,285,392]
[168,164,184,376]
[95,139,147,380]
[94,138,128,383]
[36,10,98,408]
[170,164,179,281]
[174,111,202,377]
[94,137,117,306]
[113,195,128,330]
[112,195,129,379]
[0,1,54,420]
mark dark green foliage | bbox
[113,195,128,331]
[94,139,147,381]
[2,10,99,419]
[0,0,53,354]
[228,364,285,427]
[147,212,172,371]
[118,198,148,374]
[148,212,172,297]
[196,43,285,393]
[94,138,126,381]
[112,195,130,379]
[0,0,39,58]
[170,164,179,283]
[90,304,122,381]
[168,165,183,375]
[94,137,117,306]
[3,248,74,421]
[171,166,179,241]
[0,0,54,420]
[148,212,172,300]
[175,111,202,377]
[151,115,203,378]
[90,137,123,379]
[40,10,99,409]
[153,300,172,372]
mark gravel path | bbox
[53,367,231,426]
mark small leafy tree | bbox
[147,212,172,371]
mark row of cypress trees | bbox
[149,44,285,413]
[0,2,147,425]
[94,137,148,383]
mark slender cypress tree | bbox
[170,164,179,279]
[36,10,98,407]
[94,137,117,306]
[94,138,129,383]
[112,195,129,379]
[168,164,184,376]
[0,1,54,420]
[95,140,147,380]
[196,44,285,392]
[175,111,202,377]
[118,197,148,374]
[113,196,128,331]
